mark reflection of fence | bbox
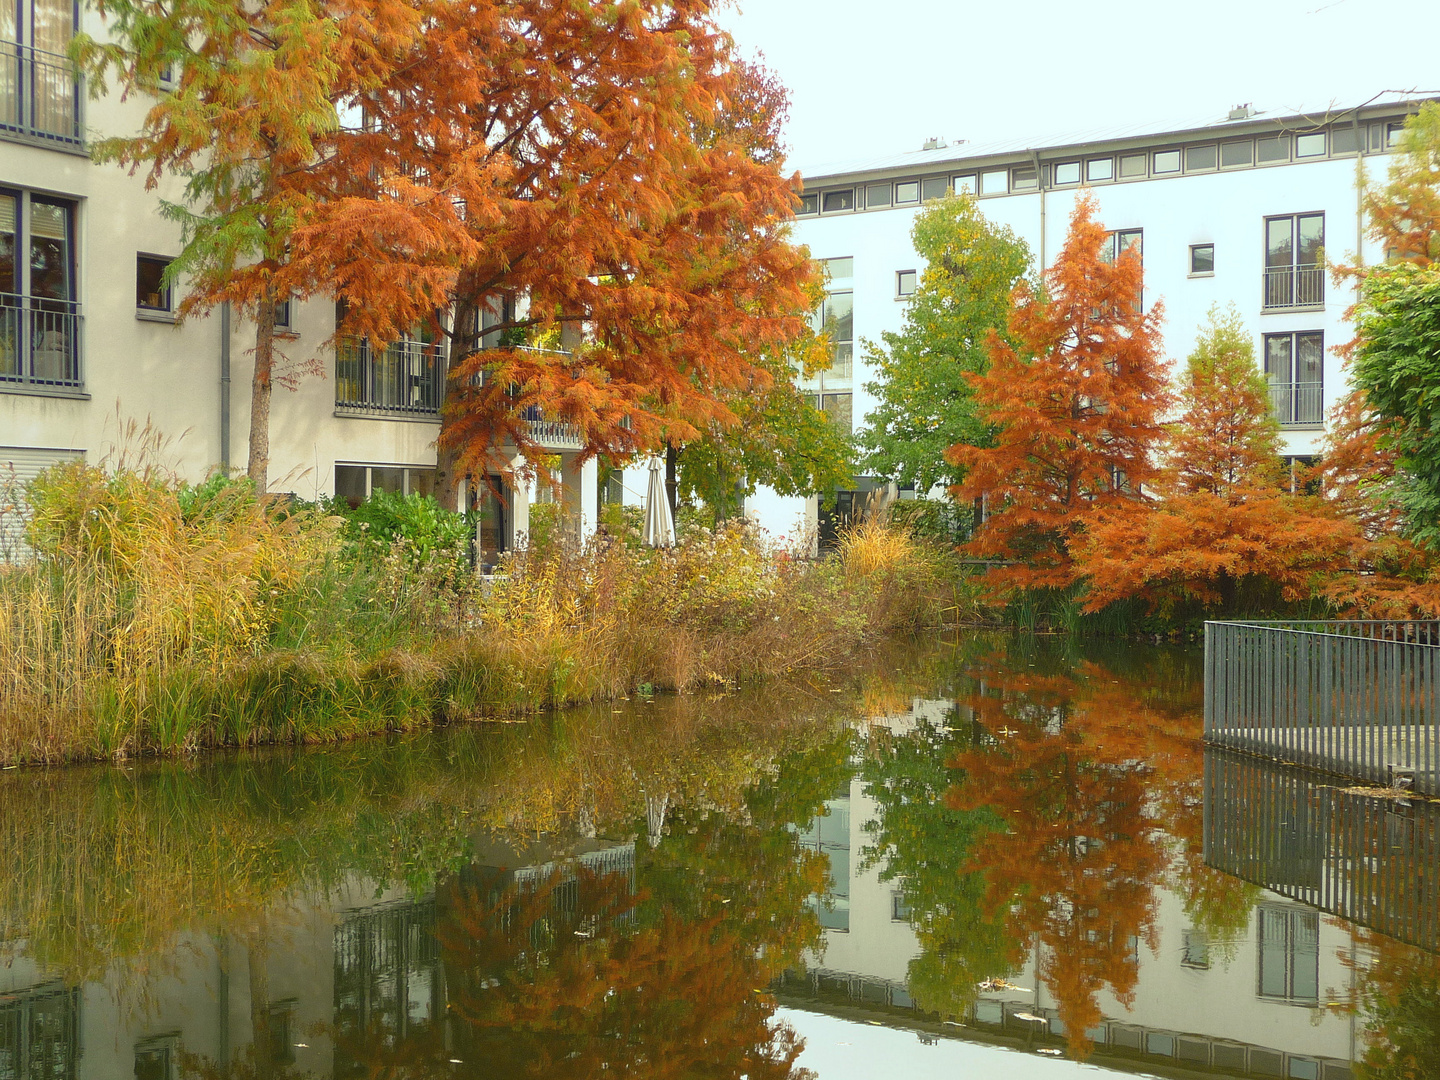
[0,44,84,146]
[333,898,439,1047]
[1205,620,1440,793]
[0,982,80,1077]
[1205,748,1440,953]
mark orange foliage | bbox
[950,194,1170,591]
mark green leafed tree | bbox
[858,192,1033,495]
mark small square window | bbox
[896,269,917,297]
[1296,132,1326,158]
[1153,149,1181,174]
[1119,153,1147,178]
[1257,135,1289,162]
[921,176,949,201]
[136,255,173,312]
[1086,158,1113,182]
[950,175,975,195]
[797,192,819,215]
[822,189,855,212]
[895,181,920,204]
[865,183,892,208]
[1185,144,1218,171]
[1012,167,1038,191]
[1221,140,1253,167]
[979,169,1008,195]
[274,299,292,330]
[1054,161,1081,185]
[1190,243,1215,274]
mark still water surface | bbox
[0,635,1434,1079]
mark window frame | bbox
[979,169,1008,196]
[1053,161,1081,185]
[1262,330,1325,427]
[821,188,855,213]
[0,186,83,392]
[895,269,917,298]
[1263,212,1325,311]
[1086,157,1114,182]
[1294,131,1327,158]
[1189,243,1215,276]
[894,180,920,204]
[135,253,174,317]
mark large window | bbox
[1257,906,1320,1004]
[335,305,444,415]
[808,257,854,432]
[1264,213,1324,310]
[1,189,80,389]
[1,0,83,145]
[1264,331,1324,427]
[334,463,437,507]
[1101,228,1143,309]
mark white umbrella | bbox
[642,455,675,548]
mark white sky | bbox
[718,0,1440,175]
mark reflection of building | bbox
[0,838,635,1078]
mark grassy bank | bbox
[0,463,961,765]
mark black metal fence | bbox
[0,44,84,146]
[1262,264,1324,310]
[335,336,444,415]
[1205,748,1440,953]
[0,294,82,387]
[1205,620,1440,794]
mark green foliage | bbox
[1352,265,1440,547]
[337,489,472,567]
[860,192,1034,493]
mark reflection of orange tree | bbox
[945,652,1206,1060]
[1332,928,1440,1080]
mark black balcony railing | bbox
[1268,381,1323,426]
[0,294,82,388]
[335,336,445,416]
[1262,264,1324,310]
[0,43,84,147]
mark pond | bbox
[0,634,1433,1079]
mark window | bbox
[1012,166,1038,191]
[333,464,438,507]
[1153,149,1181,174]
[896,269,917,297]
[797,192,818,215]
[895,180,920,204]
[1221,140,1253,167]
[864,183,891,209]
[273,299,292,331]
[812,265,853,379]
[950,175,974,195]
[0,0,83,145]
[1,190,80,389]
[1182,929,1210,969]
[1185,144,1218,171]
[1190,243,1215,275]
[1331,125,1361,153]
[336,306,444,415]
[1119,153,1146,178]
[1387,122,1405,148]
[136,254,173,313]
[1101,228,1143,265]
[1257,134,1289,162]
[921,176,948,201]
[891,891,911,921]
[1086,157,1113,182]
[1264,331,1324,427]
[1264,213,1325,309]
[0,984,79,1079]
[267,1002,297,1065]
[822,189,854,212]
[1295,131,1326,158]
[1258,906,1320,1003]
[979,169,1007,195]
[1054,161,1081,185]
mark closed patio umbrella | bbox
[642,456,675,548]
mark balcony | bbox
[1262,265,1323,311]
[1269,381,1323,427]
[522,410,583,450]
[0,43,84,148]
[0,294,83,390]
[335,336,445,417]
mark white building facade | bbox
[1,0,596,560]
[745,95,1437,541]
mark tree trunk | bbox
[436,295,480,511]
[665,445,679,517]
[246,297,278,493]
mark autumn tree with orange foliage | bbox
[950,194,1169,593]
[295,5,816,506]
[1073,307,1357,615]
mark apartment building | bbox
[745,93,1439,540]
[1,0,597,559]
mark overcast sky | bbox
[717,0,1440,174]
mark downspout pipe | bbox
[220,301,231,473]
[1032,149,1046,273]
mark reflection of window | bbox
[1190,244,1215,275]
[334,899,440,1063]
[1182,929,1210,969]
[334,463,437,507]
[136,254,172,312]
[267,1001,297,1065]
[134,1036,178,1080]
[891,891,911,921]
[1258,906,1319,1003]
[1,190,79,388]
[1264,331,1324,427]
[797,798,851,931]
[1,983,81,1079]
[896,270,917,297]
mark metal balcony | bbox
[335,336,444,416]
[1268,381,1323,427]
[0,43,84,148]
[1262,265,1324,310]
[0,294,83,388]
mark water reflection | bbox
[0,636,1436,1079]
